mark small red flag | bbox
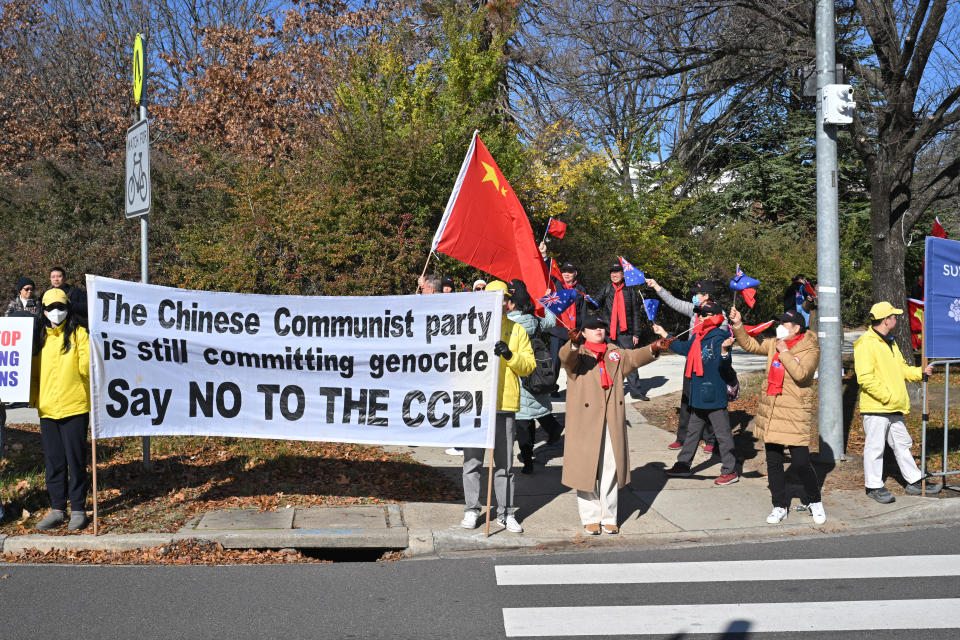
[932,217,947,239]
[432,133,549,298]
[549,258,563,288]
[907,298,924,350]
[546,218,567,239]
[744,319,775,337]
[740,288,757,308]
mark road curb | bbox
[2,533,175,554]
[3,499,958,557]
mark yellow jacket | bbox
[853,328,922,415]
[31,325,90,419]
[497,316,536,412]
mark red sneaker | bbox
[667,441,683,450]
[714,472,739,486]
[703,444,715,454]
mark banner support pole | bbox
[484,448,494,537]
[91,435,99,535]
[921,283,929,496]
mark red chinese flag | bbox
[932,217,947,239]
[432,133,549,297]
[744,319,775,337]
[740,287,757,308]
[546,218,567,239]
[907,298,924,350]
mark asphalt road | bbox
[3,522,960,639]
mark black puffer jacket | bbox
[592,282,645,337]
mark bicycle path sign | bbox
[125,118,151,217]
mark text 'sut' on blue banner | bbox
[924,236,960,358]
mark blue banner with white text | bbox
[924,236,960,358]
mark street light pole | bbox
[815,0,845,462]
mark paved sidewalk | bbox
[392,389,958,556]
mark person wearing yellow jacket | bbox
[854,301,940,504]
[30,288,91,531]
[460,280,535,533]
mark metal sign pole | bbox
[140,102,150,470]
[130,33,151,469]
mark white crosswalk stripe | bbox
[496,554,960,585]
[498,555,960,637]
[503,599,960,637]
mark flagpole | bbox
[415,251,434,294]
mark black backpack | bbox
[521,318,558,395]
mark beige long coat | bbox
[559,341,657,492]
[731,325,820,448]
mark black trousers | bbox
[675,376,715,445]
[40,413,89,512]
[516,415,563,452]
[765,443,821,509]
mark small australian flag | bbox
[539,289,578,316]
[619,257,646,286]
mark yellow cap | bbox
[485,280,510,297]
[869,301,903,320]
[42,288,69,306]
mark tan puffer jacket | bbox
[732,325,820,449]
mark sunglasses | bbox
[45,303,67,311]
[22,286,34,291]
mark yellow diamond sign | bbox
[133,34,144,105]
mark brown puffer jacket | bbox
[732,325,820,449]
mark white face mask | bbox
[775,325,790,340]
[45,309,67,326]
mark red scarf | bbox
[560,281,578,328]
[584,341,613,389]
[766,333,805,396]
[684,314,724,378]
[610,282,627,339]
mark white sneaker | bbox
[460,511,479,529]
[766,507,788,524]
[497,515,523,533]
[445,448,464,456]
[808,501,827,524]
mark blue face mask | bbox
[691,295,699,305]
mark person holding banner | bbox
[854,302,941,503]
[29,288,90,531]
[729,307,826,524]
[460,280,536,534]
[560,313,671,534]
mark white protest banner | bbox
[87,276,502,448]
[0,317,34,403]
